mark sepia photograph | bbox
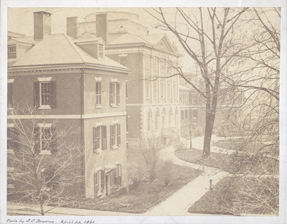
[0,1,286,223]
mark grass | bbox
[175,148,278,175]
[188,176,279,215]
[8,144,203,214]
[55,163,203,213]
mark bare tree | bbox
[146,7,249,157]
[7,105,84,215]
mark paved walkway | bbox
[7,135,231,216]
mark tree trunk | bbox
[39,194,45,216]
[202,111,216,158]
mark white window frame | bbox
[38,123,52,155]
[38,77,52,110]
[95,81,102,108]
[94,124,107,153]
[111,122,120,149]
[192,109,198,119]
[7,123,15,154]
[8,44,16,59]
[110,80,120,107]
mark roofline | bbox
[106,43,181,57]
[8,37,35,46]
[8,62,130,75]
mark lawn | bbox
[188,176,279,215]
[8,145,203,214]
[175,148,278,175]
[55,163,203,213]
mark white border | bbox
[1,1,286,224]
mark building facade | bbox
[77,11,182,144]
[7,11,129,198]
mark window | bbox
[147,110,152,131]
[145,56,150,70]
[34,79,56,109]
[125,81,128,99]
[95,81,101,106]
[34,125,57,154]
[153,81,157,99]
[175,108,178,126]
[169,109,173,127]
[110,82,120,106]
[162,108,166,129]
[8,45,16,59]
[225,95,231,104]
[167,82,171,99]
[110,123,121,149]
[192,109,198,119]
[115,164,122,185]
[146,81,150,99]
[99,44,104,58]
[119,57,127,66]
[180,94,183,103]
[7,126,17,153]
[8,82,13,109]
[93,126,107,152]
[155,109,159,130]
[191,93,198,104]
[94,169,105,196]
[153,58,157,71]
[173,82,177,99]
[185,110,189,119]
[161,81,165,99]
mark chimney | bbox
[67,17,78,39]
[34,11,51,41]
[96,13,108,43]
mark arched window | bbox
[175,108,178,126]
[162,108,166,129]
[169,108,173,127]
[148,109,152,131]
[155,108,159,130]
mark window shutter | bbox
[99,82,102,105]
[33,127,40,154]
[11,127,18,150]
[8,83,13,108]
[101,170,105,191]
[117,124,121,146]
[109,82,112,105]
[116,83,120,105]
[110,125,113,149]
[93,127,97,152]
[102,126,107,150]
[34,82,40,108]
[51,127,57,153]
[94,173,98,196]
[50,81,56,108]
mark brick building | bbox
[77,11,182,144]
[7,11,129,198]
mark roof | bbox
[109,32,178,55]
[8,36,35,45]
[12,34,127,70]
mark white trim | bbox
[96,166,103,171]
[7,123,15,128]
[95,77,102,82]
[7,149,14,154]
[8,79,14,83]
[111,78,118,82]
[118,53,127,57]
[38,123,52,128]
[38,105,51,110]
[7,184,15,189]
[39,151,52,155]
[112,120,119,124]
[38,77,52,82]
[7,112,127,119]
[95,122,103,126]
[7,167,14,172]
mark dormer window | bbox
[8,45,16,59]
[99,44,103,58]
